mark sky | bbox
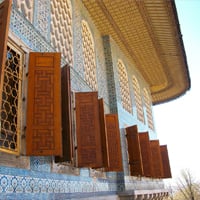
[154,0,200,184]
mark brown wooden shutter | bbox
[26,52,62,156]
[105,114,123,172]
[55,64,73,162]
[98,98,109,168]
[150,140,163,178]
[160,145,172,178]
[0,0,12,81]
[126,125,143,176]
[75,92,103,168]
[139,132,153,177]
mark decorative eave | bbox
[82,0,191,105]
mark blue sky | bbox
[154,0,200,182]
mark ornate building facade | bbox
[0,0,190,199]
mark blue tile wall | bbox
[0,166,124,199]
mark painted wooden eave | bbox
[82,0,191,105]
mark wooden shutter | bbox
[139,132,153,177]
[160,145,172,178]
[105,114,123,172]
[98,98,109,168]
[26,52,62,156]
[0,0,12,81]
[75,92,103,168]
[55,64,73,162]
[126,125,143,176]
[150,140,163,178]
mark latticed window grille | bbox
[117,60,132,114]
[143,88,154,130]
[13,0,34,22]
[0,42,23,154]
[50,0,73,66]
[82,20,97,91]
[132,76,144,122]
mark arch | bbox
[132,75,144,122]
[143,88,154,130]
[51,0,73,66]
[117,60,132,114]
[81,20,97,90]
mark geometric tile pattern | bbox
[102,36,118,114]
[10,5,55,53]
[33,0,51,40]
[13,0,34,22]
[0,167,111,194]
[30,157,51,172]
[0,167,165,194]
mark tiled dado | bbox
[0,166,122,197]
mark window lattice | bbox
[132,76,144,122]
[50,0,73,66]
[117,60,132,114]
[82,20,97,91]
[0,43,23,154]
[143,88,154,130]
[13,0,34,22]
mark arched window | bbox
[143,88,154,130]
[81,20,97,91]
[13,0,34,22]
[132,76,144,122]
[117,60,132,114]
[51,0,73,66]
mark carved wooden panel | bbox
[139,132,153,177]
[98,98,109,168]
[150,140,163,178]
[160,145,172,178]
[105,114,123,172]
[126,125,143,176]
[0,0,12,80]
[26,52,62,156]
[55,64,73,162]
[75,92,103,168]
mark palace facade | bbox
[0,0,190,199]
